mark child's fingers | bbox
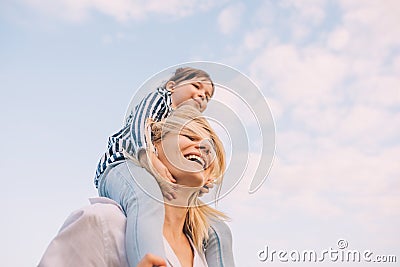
[205,182,214,189]
[198,187,207,197]
[200,186,209,194]
[164,193,173,201]
[165,169,176,182]
[200,181,214,192]
[168,191,177,200]
[162,189,174,201]
[159,181,177,200]
[167,183,177,199]
[169,191,177,199]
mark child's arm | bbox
[130,90,176,189]
[138,149,177,200]
[138,150,176,183]
[131,90,169,159]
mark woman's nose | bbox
[197,139,214,155]
[198,90,206,100]
[198,145,210,155]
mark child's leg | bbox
[98,160,166,267]
[205,219,235,267]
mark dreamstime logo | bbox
[337,239,348,249]
[258,239,397,263]
[125,61,276,206]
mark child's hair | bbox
[165,67,215,96]
[146,105,227,251]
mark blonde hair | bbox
[145,105,227,250]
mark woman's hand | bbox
[136,253,166,267]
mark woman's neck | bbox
[163,204,187,240]
[162,183,201,238]
[163,204,195,267]
[163,183,200,267]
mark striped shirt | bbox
[94,87,172,188]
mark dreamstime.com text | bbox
[258,239,397,263]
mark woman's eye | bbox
[182,134,195,141]
[192,83,200,89]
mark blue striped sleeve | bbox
[131,90,167,158]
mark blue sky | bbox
[1,1,399,266]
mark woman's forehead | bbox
[180,121,210,138]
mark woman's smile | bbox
[154,122,216,187]
[184,153,206,169]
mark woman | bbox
[145,105,228,266]
[39,105,234,267]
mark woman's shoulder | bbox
[39,198,129,267]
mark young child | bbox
[94,67,234,267]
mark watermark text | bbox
[258,239,397,263]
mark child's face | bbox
[169,77,214,112]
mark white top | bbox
[39,197,129,267]
[163,236,208,267]
[39,197,208,267]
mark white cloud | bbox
[243,28,268,51]
[284,0,328,40]
[235,4,400,235]
[22,0,221,22]
[24,0,90,22]
[101,32,127,44]
[217,3,245,35]
[350,74,400,109]
[220,141,398,221]
[334,105,400,147]
[280,0,327,25]
[250,44,348,107]
[247,0,400,153]
[250,0,327,45]
[101,34,113,44]
[394,56,400,73]
[264,97,283,121]
[253,1,275,26]
[338,0,400,58]
[268,142,400,209]
[327,27,350,51]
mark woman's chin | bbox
[175,177,204,188]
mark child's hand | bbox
[139,150,178,200]
[149,152,176,183]
[149,152,179,200]
[199,178,214,197]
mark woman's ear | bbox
[166,81,176,92]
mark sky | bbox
[1,0,399,266]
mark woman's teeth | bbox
[185,154,205,168]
